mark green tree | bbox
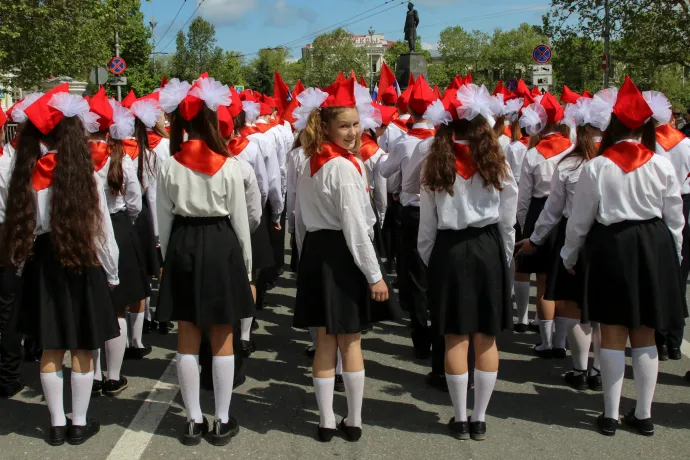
[550,32,603,93]
[426,63,450,88]
[383,37,432,73]
[484,24,547,83]
[243,48,290,94]
[437,27,490,82]
[302,28,367,88]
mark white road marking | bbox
[106,358,178,460]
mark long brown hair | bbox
[106,139,126,196]
[511,120,524,142]
[302,107,361,158]
[1,117,103,268]
[134,119,156,187]
[598,114,656,156]
[170,105,230,157]
[493,116,507,138]
[422,116,509,195]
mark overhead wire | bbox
[160,0,207,52]
[153,0,187,51]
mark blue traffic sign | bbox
[506,78,518,92]
[108,56,127,75]
[532,44,551,64]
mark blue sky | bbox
[143,0,551,59]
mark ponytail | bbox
[107,139,126,196]
[421,122,456,195]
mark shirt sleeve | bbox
[145,155,159,237]
[259,137,284,222]
[286,149,298,234]
[516,152,535,230]
[94,173,119,285]
[402,142,426,196]
[156,162,175,260]
[378,142,405,179]
[498,166,519,263]
[661,162,685,262]
[226,164,253,281]
[333,163,382,284]
[560,164,599,269]
[373,153,388,224]
[530,166,566,246]
[122,156,142,221]
[295,172,306,257]
[242,160,262,233]
[417,185,437,266]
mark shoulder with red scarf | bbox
[173,139,229,176]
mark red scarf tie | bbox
[503,125,512,138]
[360,133,380,163]
[33,153,58,191]
[407,127,436,140]
[453,143,477,180]
[310,142,362,176]
[534,133,572,159]
[147,131,164,149]
[392,118,410,133]
[89,141,110,172]
[656,124,686,152]
[174,139,228,176]
[227,136,250,156]
[123,138,139,160]
[602,141,654,174]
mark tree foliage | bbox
[243,48,291,94]
[302,28,367,88]
[383,37,431,74]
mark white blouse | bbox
[295,156,381,284]
[378,115,410,154]
[246,131,284,222]
[129,140,161,236]
[418,142,518,266]
[560,140,684,269]
[92,141,142,219]
[157,154,252,279]
[0,151,14,224]
[237,157,262,233]
[236,141,268,209]
[257,120,287,197]
[529,155,585,246]
[505,141,528,185]
[657,138,690,195]
[287,146,306,234]
[402,137,435,207]
[363,147,388,224]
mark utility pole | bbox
[603,0,610,88]
[114,30,122,101]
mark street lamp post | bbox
[368,27,375,92]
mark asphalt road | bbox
[1,249,689,460]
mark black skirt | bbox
[251,212,275,272]
[293,230,401,334]
[19,233,120,350]
[156,216,255,326]
[134,195,160,278]
[580,218,687,330]
[681,194,690,281]
[544,218,581,304]
[516,196,558,274]
[110,211,149,310]
[428,225,512,336]
[264,201,286,272]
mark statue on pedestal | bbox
[404,2,419,53]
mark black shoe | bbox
[334,375,345,393]
[552,348,566,359]
[91,378,103,396]
[233,374,246,389]
[425,372,449,392]
[447,417,470,440]
[338,418,362,442]
[596,413,618,436]
[181,417,209,446]
[143,319,154,334]
[239,340,255,358]
[304,346,316,359]
[669,346,682,360]
[0,380,24,399]
[469,418,486,441]
[252,319,259,331]
[209,418,239,446]
[658,344,669,361]
[533,345,553,359]
[564,369,588,391]
[317,426,338,442]
[514,323,529,333]
[47,425,67,446]
[67,419,100,445]
[265,281,276,291]
[685,370,690,382]
[124,344,152,360]
[528,323,540,333]
[623,410,654,436]
[103,376,128,396]
[588,369,603,391]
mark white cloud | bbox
[421,42,437,50]
[198,0,259,27]
[264,0,317,27]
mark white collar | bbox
[543,131,560,137]
[592,136,603,143]
[411,122,434,129]
[453,140,470,145]
[615,138,641,144]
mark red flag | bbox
[282,80,306,127]
[293,80,306,97]
[377,62,397,103]
[273,71,291,114]
[359,75,368,88]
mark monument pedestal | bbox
[395,52,428,90]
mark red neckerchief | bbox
[656,124,686,152]
[534,133,572,159]
[360,133,380,163]
[89,141,110,172]
[123,138,139,160]
[503,126,512,137]
[310,142,362,176]
[9,136,19,150]
[239,125,263,137]
[227,136,250,156]
[519,136,530,147]
[147,131,163,149]
[254,123,272,134]
[174,139,228,176]
[392,118,409,133]
[602,141,654,174]
[33,152,57,191]
[453,143,477,180]
[407,127,436,140]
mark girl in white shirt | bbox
[560,76,686,437]
[156,77,254,447]
[1,85,119,446]
[419,92,517,442]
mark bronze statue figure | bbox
[404,2,419,53]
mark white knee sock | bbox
[342,370,365,428]
[177,354,203,423]
[145,297,152,321]
[472,370,497,422]
[128,312,145,348]
[309,327,318,345]
[240,318,252,342]
[71,371,94,426]
[590,322,602,375]
[514,281,530,325]
[106,317,128,381]
[335,349,343,376]
[92,350,102,381]
[445,372,468,422]
[40,370,66,427]
[567,323,592,371]
[631,346,658,420]
[600,348,625,419]
[535,319,554,351]
[554,317,577,350]
[313,377,336,429]
[212,355,235,423]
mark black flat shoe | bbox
[669,346,682,360]
[338,418,362,442]
[596,413,618,436]
[334,375,345,393]
[91,377,103,396]
[0,380,24,399]
[623,410,654,436]
[317,426,338,442]
[239,340,255,358]
[514,323,528,333]
[67,419,100,445]
[564,370,588,391]
[425,372,449,392]
[533,345,553,359]
[552,348,566,359]
[252,319,259,331]
[658,344,669,361]
[181,417,209,446]
[304,346,316,359]
[588,369,603,391]
[124,344,152,360]
[528,323,540,333]
[685,370,690,382]
[233,374,246,389]
[448,417,470,440]
[469,418,486,441]
[47,425,67,446]
[103,376,128,396]
[209,418,239,446]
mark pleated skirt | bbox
[134,196,160,278]
[293,230,401,334]
[580,218,687,330]
[516,196,558,274]
[251,212,275,272]
[110,211,149,311]
[428,225,513,336]
[20,233,120,350]
[156,216,255,326]
[544,218,581,304]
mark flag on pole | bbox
[273,71,291,113]
[372,84,379,102]
[377,62,399,102]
